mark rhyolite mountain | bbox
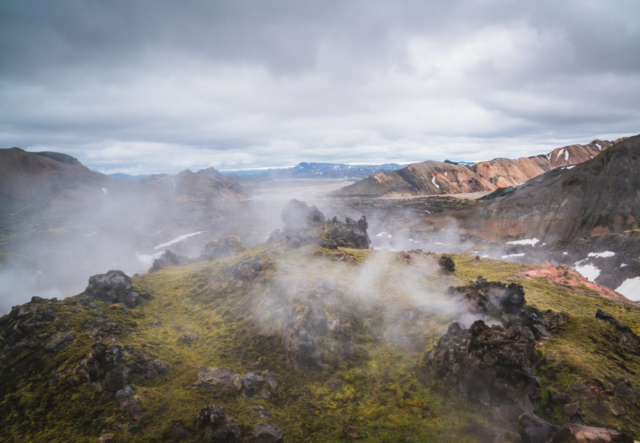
[1,201,640,441]
[0,148,245,215]
[422,135,640,244]
[336,139,624,197]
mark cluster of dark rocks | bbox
[80,270,149,308]
[190,367,278,400]
[268,199,371,250]
[196,405,283,443]
[0,296,71,365]
[424,277,634,441]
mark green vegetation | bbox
[2,247,640,441]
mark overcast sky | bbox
[1,0,639,174]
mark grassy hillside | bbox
[2,245,640,442]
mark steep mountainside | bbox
[0,148,116,214]
[336,138,623,197]
[0,149,246,215]
[423,135,640,243]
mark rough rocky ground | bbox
[2,229,640,441]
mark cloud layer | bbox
[1,0,639,174]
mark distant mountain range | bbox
[109,162,409,182]
[335,139,624,197]
[0,148,244,215]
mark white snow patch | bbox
[574,264,601,282]
[596,143,602,151]
[85,231,98,237]
[563,252,568,255]
[502,253,525,259]
[445,172,448,176]
[566,165,575,169]
[171,179,176,189]
[136,251,163,265]
[431,176,440,189]
[565,150,569,161]
[616,277,640,300]
[621,263,628,268]
[588,251,615,258]
[555,149,564,161]
[102,188,108,194]
[506,238,540,246]
[154,231,207,250]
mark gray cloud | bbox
[0,0,639,174]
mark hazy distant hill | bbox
[226,162,407,181]
[335,139,624,197]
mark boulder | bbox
[423,320,540,427]
[438,255,456,274]
[196,405,242,443]
[80,342,169,393]
[115,384,145,420]
[149,250,187,273]
[82,270,147,308]
[320,216,370,249]
[253,424,283,443]
[191,367,242,391]
[240,372,264,398]
[283,302,329,371]
[518,414,558,443]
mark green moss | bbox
[3,248,640,441]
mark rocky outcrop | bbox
[81,270,148,308]
[320,216,370,249]
[78,342,168,393]
[195,405,242,443]
[268,200,370,249]
[190,367,278,399]
[438,255,455,274]
[423,320,540,427]
[202,236,244,258]
[149,250,188,273]
[596,310,640,351]
[253,424,283,443]
[115,384,145,420]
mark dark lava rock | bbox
[81,270,148,308]
[202,236,244,258]
[438,255,456,274]
[424,320,540,428]
[253,424,283,443]
[191,367,241,391]
[115,384,145,420]
[45,332,76,353]
[283,302,329,371]
[196,405,242,443]
[268,200,370,249]
[84,318,125,341]
[321,216,370,249]
[231,257,270,283]
[262,371,279,390]
[596,309,640,350]
[149,250,187,273]
[240,372,264,398]
[450,277,526,319]
[550,423,633,442]
[518,414,558,443]
[342,424,361,439]
[81,342,169,393]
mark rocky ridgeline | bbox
[424,276,635,441]
[268,199,371,249]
